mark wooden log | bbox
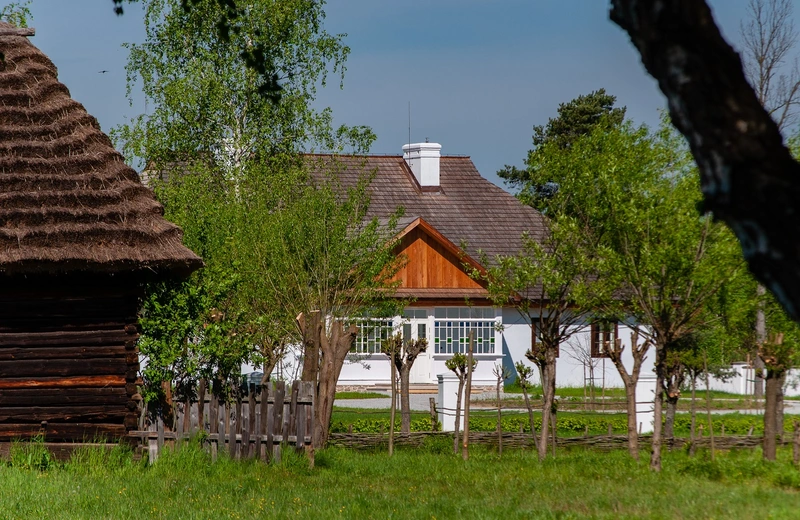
[0,346,128,360]
[0,359,127,377]
[0,405,129,422]
[0,387,128,405]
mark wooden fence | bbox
[130,380,314,464]
[327,432,772,451]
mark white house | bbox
[301,143,654,390]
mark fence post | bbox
[429,398,437,431]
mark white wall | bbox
[499,309,655,390]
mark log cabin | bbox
[0,24,202,442]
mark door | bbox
[407,322,431,383]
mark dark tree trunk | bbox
[312,321,357,449]
[537,351,557,461]
[399,366,412,434]
[610,0,800,321]
[777,371,786,440]
[689,374,697,456]
[624,383,639,459]
[764,369,782,460]
[664,396,678,440]
[650,344,666,471]
[453,379,464,455]
[521,386,539,449]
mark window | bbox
[433,307,496,354]
[352,319,394,354]
[591,321,618,358]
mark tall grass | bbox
[0,440,799,518]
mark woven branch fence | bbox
[328,431,780,451]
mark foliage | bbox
[114,0,384,401]
[0,1,31,27]
[498,88,626,191]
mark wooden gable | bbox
[391,218,487,291]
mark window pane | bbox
[435,308,446,319]
[414,309,427,319]
[418,323,427,339]
[447,308,459,319]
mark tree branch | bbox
[610,0,800,320]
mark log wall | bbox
[0,275,141,441]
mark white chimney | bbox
[402,142,441,187]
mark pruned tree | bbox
[382,332,429,434]
[445,352,476,455]
[493,363,512,455]
[603,331,650,460]
[514,361,540,449]
[739,0,800,426]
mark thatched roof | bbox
[0,24,202,276]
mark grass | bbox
[335,391,388,399]
[2,440,800,518]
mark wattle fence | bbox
[129,380,314,464]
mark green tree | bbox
[497,88,625,194]
[509,104,744,468]
[114,0,379,437]
[237,164,403,448]
[0,1,31,27]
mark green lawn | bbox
[334,391,388,399]
[2,441,800,518]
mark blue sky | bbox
[28,0,765,190]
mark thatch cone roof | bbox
[0,24,202,276]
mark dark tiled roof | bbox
[306,154,548,262]
[0,23,202,276]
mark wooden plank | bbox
[241,399,250,460]
[209,394,219,462]
[156,414,164,462]
[182,397,191,435]
[148,418,158,465]
[197,379,206,432]
[290,381,299,449]
[248,386,256,458]
[228,398,236,460]
[0,405,129,422]
[266,384,275,462]
[259,384,269,461]
[273,382,285,463]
